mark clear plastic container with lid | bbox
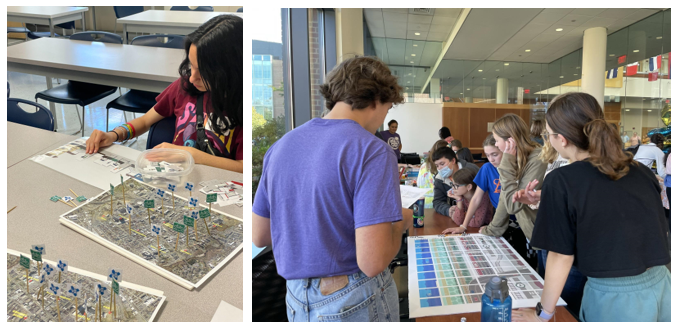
[136,149,194,187]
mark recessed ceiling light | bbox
[407,81,411,83]
[411,54,416,56]
[574,73,578,75]
[656,36,662,39]
[413,44,418,47]
[556,28,563,32]
[560,76,564,78]
[478,69,483,72]
[525,49,531,52]
[504,63,509,66]
[648,110,652,112]
[410,61,414,64]
[414,32,421,36]
[609,54,615,57]
[406,87,409,89]
[496,69,500,71]
[576,67,580,69]
[408,73,412,75]
[460,93,464,94]
[413,76,416,78]
[633,50,639,52]
[625,109,630,111]
[483,78,486,80]
[467,88,470,90]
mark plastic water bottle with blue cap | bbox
[481,276,512,322]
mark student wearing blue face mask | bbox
[432,146,480,218]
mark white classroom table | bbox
[6,125,244,321]
[7,38,182,130]
[7,122,73,168]
[117,10,243,44]
[7,6,89,38]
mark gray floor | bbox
[8,37,148,151]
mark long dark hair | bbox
[178,14,243,134]
[546,92,636,180]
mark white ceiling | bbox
[363,8,463,41]
[444,8,661,63]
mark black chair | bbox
[35,32,123,136]
[170,6,214,12]
[113,6,144,41]
[8,98,55,131]
[252,250,288,322]
[237,7,243,12]
[104,35,186,132]
[146,116,176,149]
[8,26,31,41]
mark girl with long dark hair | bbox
[513,92,670,322]
[85,15,243,173]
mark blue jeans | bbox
[537,249,588,316]
[580,266,671,322]
[285,268,399,322]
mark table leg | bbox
[82,13,86,32]
[92,7,97,30]
[49,18,55,37]
[123,24,127,44]
[45,77,57,129]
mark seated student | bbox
[530,120,545,146]
[456,147,475,164]
[417,140,450,208]
[479,114,547,270]
[442,134,508,234]
[449,139,463,152]
[86,15,244,173]
[439,127,454,145]
[253,56,405,322]
[513,92,670,322]
[634,133,667,177]
[445,168,492,228]
[432,147,479,218]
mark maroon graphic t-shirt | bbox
[154,79,243,161]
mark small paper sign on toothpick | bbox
[50,196,61,202]
[112,280,120,295]
[96,283,108,297]
[31,244,46,255]
[76,196,87,202]
[110,184,115,195]
[183,215,194,227]
[191,211,199,220]
[189,197,198,208]
[199,209,210,219]
[206,193,217,203]
[173,222,186,234]
[66,283,81,298]
[30,249,42,262]
[49,282,62,296]
[126,203,133,215]
[57,260,68,273]
[168,183,176,192]
[151,224,162,236]
[144,200,155,208]
[107,268,123,282]
[156,189,165,198]
[20,255,30,269]
[43,263,55,276]
[63,196,74,203]
[185,182,194,191]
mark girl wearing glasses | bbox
[442,168,493,230]
[513,92,670,322]
[479,113,547,269]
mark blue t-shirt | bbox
[253,118,403,280]
[474,162,501,208]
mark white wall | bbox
[383,103,442,155]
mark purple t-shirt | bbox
[253,118,403,280]
[379,130,401,159]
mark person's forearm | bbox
[194,151,244,173]
[389,220,406,259]
[463,191,484,228]
[541,252,574,313]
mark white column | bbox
[517,87,524,104]
[496,78,508,104]
[430,78,441,100]
[335,9,364,61]
[582,27,607,109]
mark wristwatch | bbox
[535,302,554,321]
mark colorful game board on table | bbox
[407,234,565,318]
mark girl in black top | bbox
[513,92,670,322]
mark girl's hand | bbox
[151,143,202,163]
[447,189,455,198]
[86,129,117,154]
[448,206,456,219]
[442,226,466,234]
[512,308,549,322]
[513,180,541,205]
[504,137,517,156]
